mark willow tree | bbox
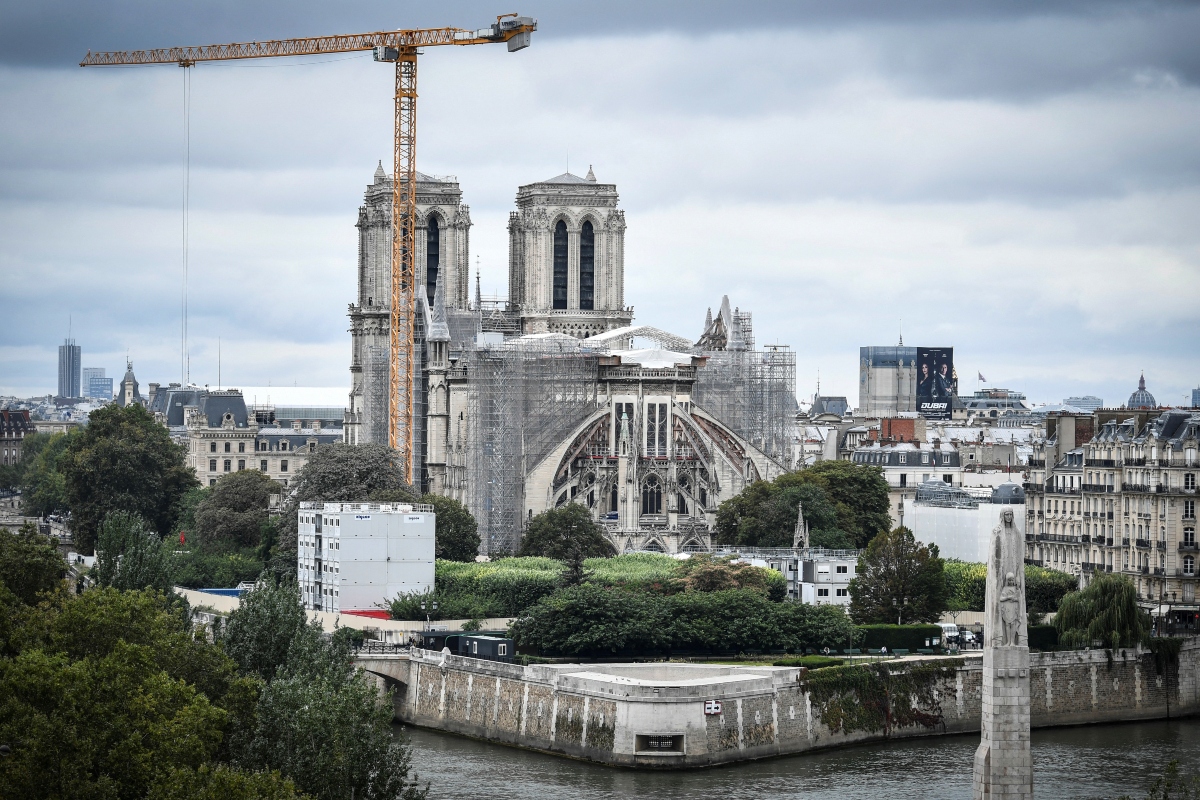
[1055,574,1150,650]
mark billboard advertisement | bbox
[916,347,956,419]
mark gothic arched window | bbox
[553,219,568,309]
[426,215,440,304]
[580,220,594,310]
[641,475,662,516]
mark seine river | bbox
[402,719,1200,800]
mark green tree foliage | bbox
[421,493,480,562]
[675,553,786,600]
[150,765,309,800]
[59,404,197,554]
[196,471,279,550]
[389,553,785,620]
[1024,564,1080,617]
[95,511,177,594]
[810,528,856,549]
[0,523,65,604]
[0,431,54,491]
[518,503,616,559]
[238,621,427,800]
[0,587,256,800]
[714,461,890,549]
[509,583,854,657]
[944,560,1081,620]
[18,431,73,517]
[174,486,209,540]
[1055,573,1150,651]
[943,560,987,611]
[849,526,948,624]
[276,442,417,561]
[805,460,892,547]
[221,578,309,683]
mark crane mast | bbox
[81,15,537,483]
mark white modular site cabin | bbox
[298,502,436,613]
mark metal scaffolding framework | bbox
[463,337,600,554]
[692,344,797,469]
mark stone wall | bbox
[378,640,1200,769]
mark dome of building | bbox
[1126,373,1156,409]
[991,483,1025,504]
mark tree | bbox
[1055,573,1150,651]
[848,526,948,624]
[150,765,309,800]
[234,593,427,800]
[196,470,279,551]
[94,511,177,594]
[810,528,855,550]
[18,431,72,518]
[276,443,417,560]
[221,578,309,683]
[712,462,888,549]
[59,404,197,554]
[518,504,616,560]
[803,460,892,548]
[420,493,480,562]
[0,588,254,800]
[0,523,65,604]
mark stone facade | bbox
[345,164,471,447]
[1025,409,1200,628]
[507,169,633,338]
[364,639,1200,769]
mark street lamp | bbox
[419,599,438,632]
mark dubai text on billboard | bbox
[916,347,956,419]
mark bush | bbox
[1028,624,1059,651]
[173,549,265,590]
[509,584,855,658]
[855,624,943,651]
[772,655,844,670]
[1024,565,1079,616]
[943,560,986,612]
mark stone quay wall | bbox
[378,640,1200,769]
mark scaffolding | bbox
[463,336,600,554]
[692,344,797,469]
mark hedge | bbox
[1027,624,1059,651]
[509,584,855,657]
[855,624,943,651]
[943,560,1079,616]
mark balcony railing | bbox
[1136,539,1151,548]
[1180,542,1199,552]
[1081,483,1114,493]
[1123,483,1150,493]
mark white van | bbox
[938,622,960,642]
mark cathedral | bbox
[345,165,796,554]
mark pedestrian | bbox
[880,645,888,657]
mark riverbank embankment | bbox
[365,639,1200,768]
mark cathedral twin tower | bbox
[346,164,633,448]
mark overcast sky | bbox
[2,1,1198,407]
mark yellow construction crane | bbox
[81,15,537,481]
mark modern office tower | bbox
[58,339,81,398]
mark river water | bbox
[401,719,1200,800]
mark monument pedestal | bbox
[973,645,1032,799]
[973,507,1033,799]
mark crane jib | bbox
[79,15,536,481]
[78,20,536,66]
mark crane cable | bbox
[182,64,192,386]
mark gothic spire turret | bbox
[429,270,450,343]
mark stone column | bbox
[973,507,1033,799]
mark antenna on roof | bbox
[898,319,903,347]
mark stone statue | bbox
[998,572,1022,647]
[973,507,1032,799]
